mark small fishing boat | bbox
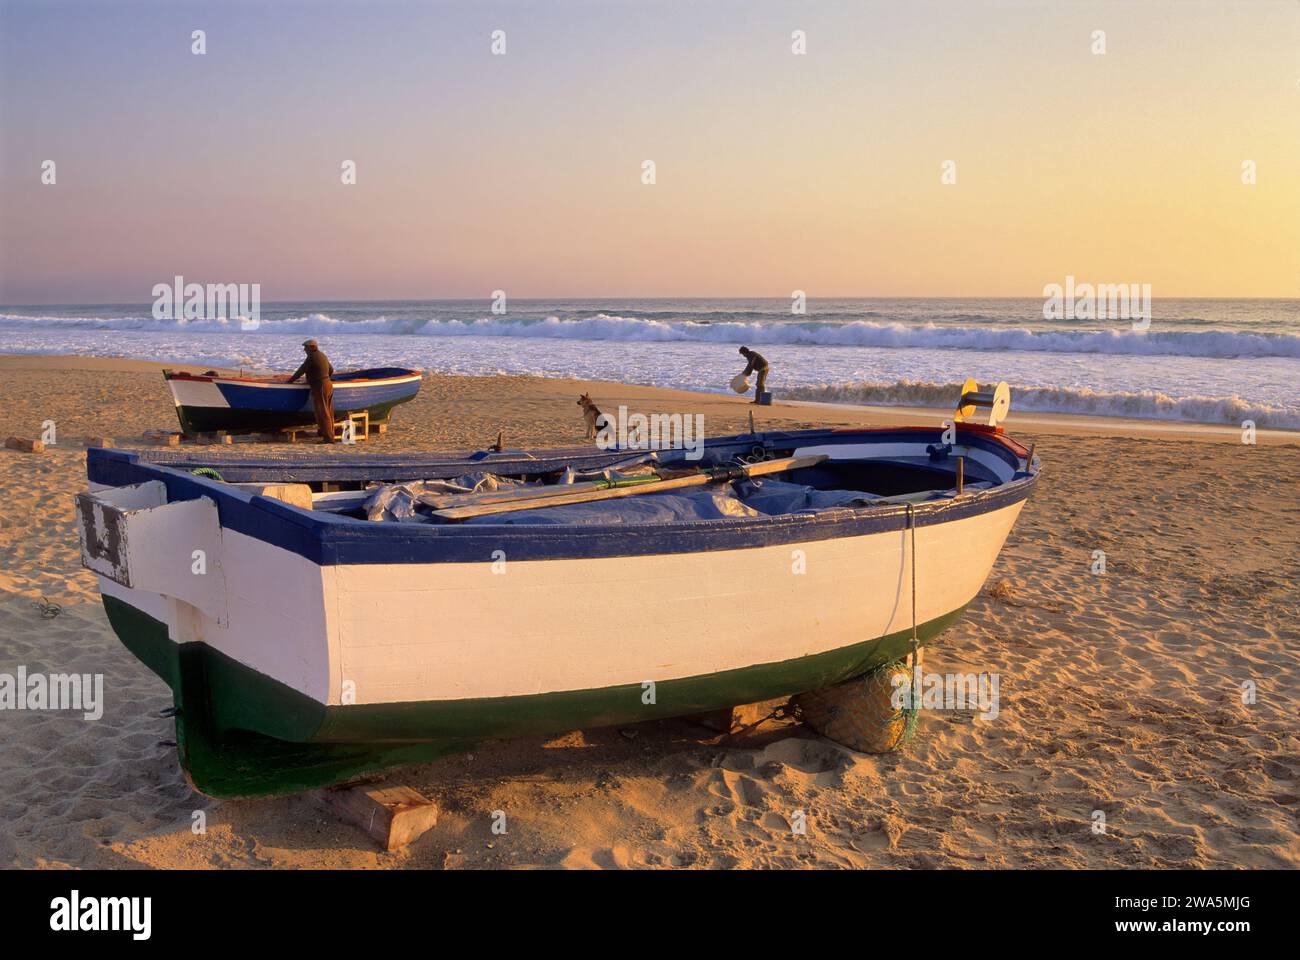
[76,388,1037,798]
[162,367,422,436]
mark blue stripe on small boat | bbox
[214,378,420,414]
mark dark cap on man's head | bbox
[302,339,318,349]
[739,346,749,355]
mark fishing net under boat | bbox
[792,656,922,753]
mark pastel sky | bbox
[1,0,1297,303]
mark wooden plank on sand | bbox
[312,784,439,852]
[4,437,45,453]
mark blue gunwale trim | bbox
[86,426,1038,565]
[119,447,626,484]
[213,377,421,414]
[105,426,1025,483]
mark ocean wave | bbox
[780,379,1300,430]
[2,311,1300,358]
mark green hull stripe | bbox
[102,594,966,798]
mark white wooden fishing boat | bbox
[76,398,1037,797]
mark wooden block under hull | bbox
[312,784,440,852]
[687,697,791,734]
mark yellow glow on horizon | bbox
[1,0,1297,302]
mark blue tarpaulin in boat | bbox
[462,490,761,526]
[730,478,885,515]
[364,472,529,522]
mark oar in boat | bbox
[430,455,828,521]
[417,473,665,510]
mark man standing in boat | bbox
[289,339,336,442]
[738,346,769,403]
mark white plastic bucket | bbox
[730,374,749,394]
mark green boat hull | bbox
[104,594,965,798]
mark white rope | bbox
[905,503,921,729]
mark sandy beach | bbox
[0,353,1296,869]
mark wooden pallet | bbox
[279,411,372,444]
